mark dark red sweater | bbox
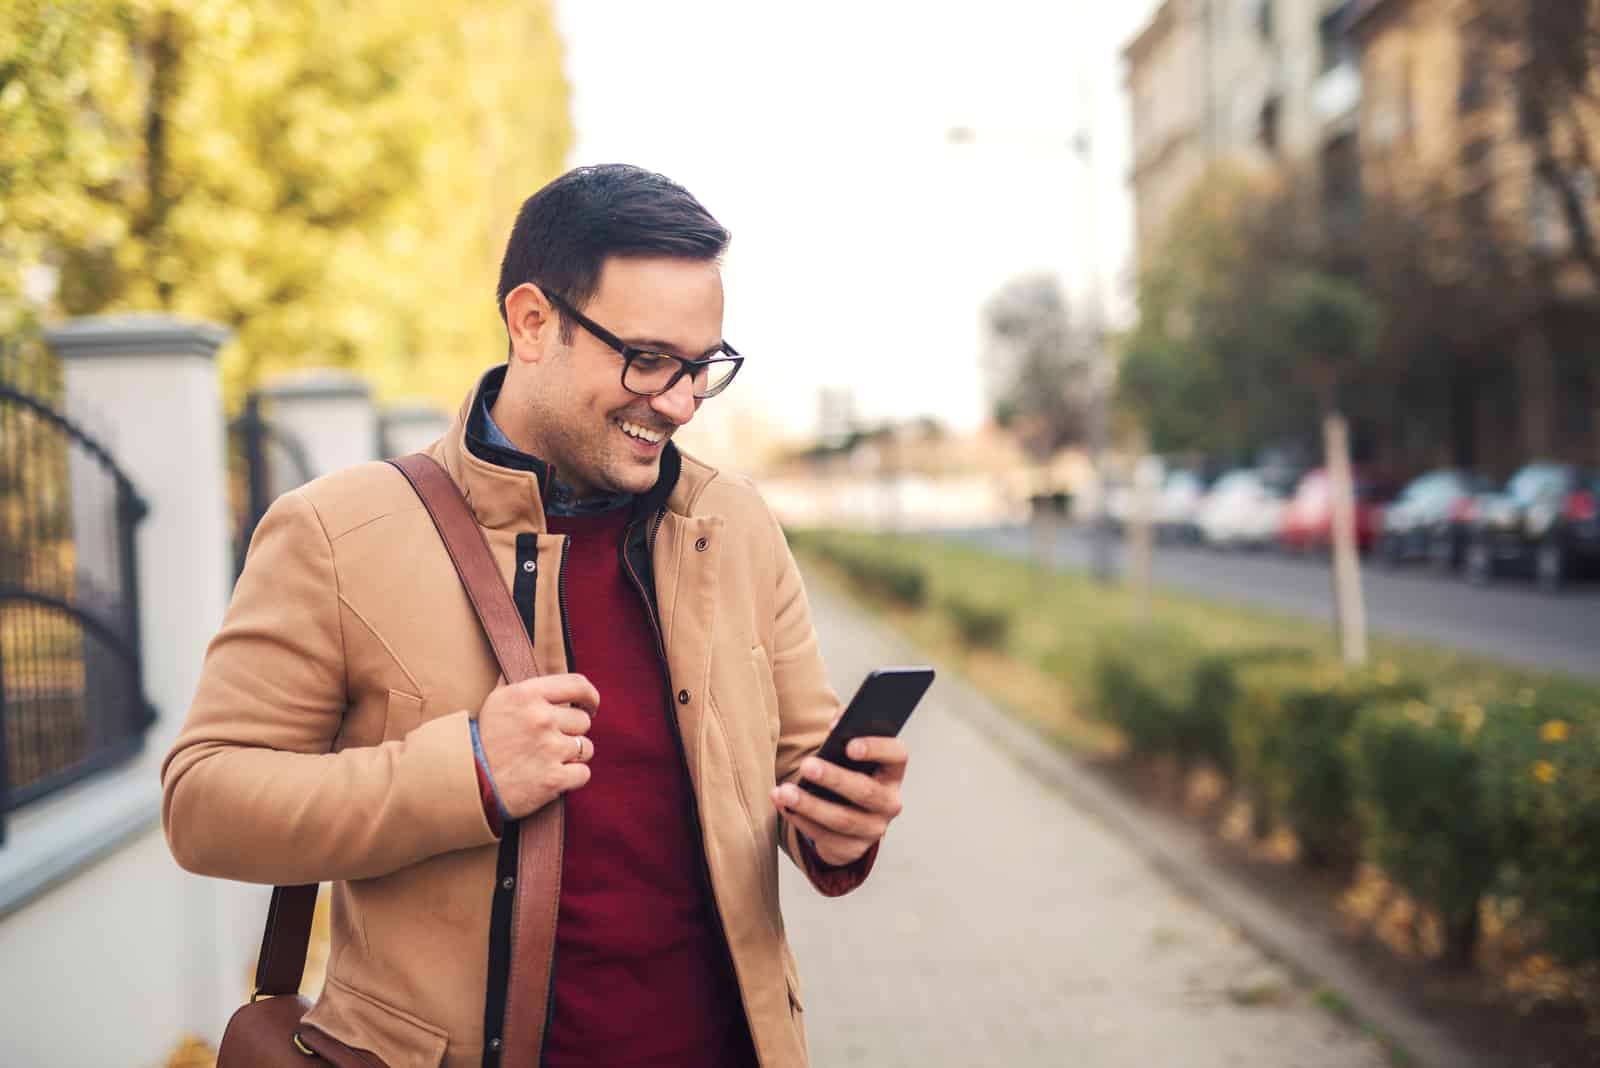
[540,508,757,1068]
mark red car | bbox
[1280,467,1401,554]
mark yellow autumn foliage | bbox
[1,0,572,408]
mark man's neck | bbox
[483,390,628,515]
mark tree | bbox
[981,272,1095,460]
[1117,165,1328,462]
[1468,0,1600,287]
[0,0,573,408]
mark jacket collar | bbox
[435,364,716,532]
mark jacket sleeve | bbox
[763,506,877,896]
[161,489,497,885]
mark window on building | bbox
[1459,40,1490,113]
[1322,131,1362,239]
[1256,0,1274,41]
[1318,4,1351,74]
[1259,95,1281,152]
[1460,138,1492,170]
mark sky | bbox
[554,0,1163,458]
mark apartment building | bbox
[1351,0,1598,465]
[1125,0,1358,268]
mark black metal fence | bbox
[227,392,313,579]
[0,342,152,843]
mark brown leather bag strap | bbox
[392,452,564,1068]
[390,453,541,683]
[249,453,562,1044]
[254,882,318,997]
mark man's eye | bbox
[633,353,674,372]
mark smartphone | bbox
[799,666,935,807]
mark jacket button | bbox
[678,689,691,705]
[522,559,536,573]
[695,537,709,552]
[488,1037,502,1051]
[501,876,514,890]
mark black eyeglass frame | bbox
[539,287,744,400]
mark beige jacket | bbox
[162,370,865,1067]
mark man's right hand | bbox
[476,673,599,819]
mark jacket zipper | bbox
[537,535,574,1065]
[618,509,753,1040]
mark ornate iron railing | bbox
[0,349,152,842]
[227,392,314,579]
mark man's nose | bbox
[650,374,700,427]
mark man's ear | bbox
[504,283,557,364]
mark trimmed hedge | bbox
[1089,624,1200,756]
[943,595,1011,649]
[1476,685,1600,965]
[1350,700,1493,964]
[807,535,927,608]
[1090,629,1600,969]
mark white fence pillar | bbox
[380,400,453,458]
[0,315,264,1067]
[260,369,380,482]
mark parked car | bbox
[1464,462,1600,590]
[1279,467,1402,555]
[1154,469,1210,543]
[1376,468,1494,569]
[1196,469,1289,550]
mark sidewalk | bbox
[779,575,1395,1068]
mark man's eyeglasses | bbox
[540,287,744,400]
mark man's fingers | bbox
[553,706,593,738]
[783,810,858,859]
[562,762,592,792]
[843,736,909,775]
[521,672,601,713]
[796,757,899,816]
[773,781,887,839]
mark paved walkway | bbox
[779,575,1393,1068]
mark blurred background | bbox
[2,0,1598,1065]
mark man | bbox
[162,164,909,1068]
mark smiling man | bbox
[162,164,908,1068]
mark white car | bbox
[1154,470,1209,542]
[1196,470,1287,550]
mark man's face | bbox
[516,256,724,497]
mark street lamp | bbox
[946,109,1117,583]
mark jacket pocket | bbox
[304,973,449,1068]
[383,689,425,741]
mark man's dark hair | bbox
[497,164,730,345]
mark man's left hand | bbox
[770,737,909,867]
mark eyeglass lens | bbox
[624,353,740,398]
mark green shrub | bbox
[1228,661,1423,866]
[1476,685,1600,965]
[813,537,928,608]
[943,595,1011,649]
[1185,647,1311,774]
[1350,701,1494,964]
[1089,624,1197,755]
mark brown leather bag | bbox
[216,453,563,1067]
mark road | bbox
[780,574,1394,1068]
[939,525,1599,679]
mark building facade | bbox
[1126,0,1358,269]
[1351,0,1598,468]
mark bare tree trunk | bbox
[1325,412,1368,666]
[1129,443,1156,624]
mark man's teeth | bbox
[617,419,664,444]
